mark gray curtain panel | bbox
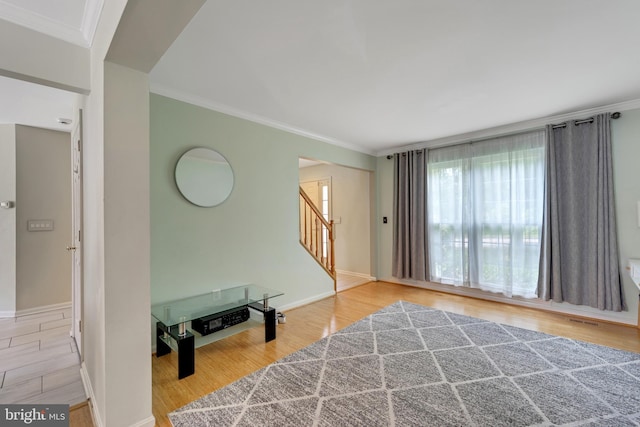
[392,149,429,280]
[538,113,625,311]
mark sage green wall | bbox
[611,109,640,324]
[376,110,640,325]
[150,94,376,308]
[376,155,394,283]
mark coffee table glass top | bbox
[151,284,283,327]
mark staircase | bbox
[299,186,336,287]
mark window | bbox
[427,130,545,298]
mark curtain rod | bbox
[387,112,623,158]
[387,151,424,159]
[551,111,621,129]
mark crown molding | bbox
[0,0,92,47]
[377,98,640,157]
[149,83,376,156]
[150,82,640,158]
[81,0,103,47]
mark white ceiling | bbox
[0,0,101,46]
[150,0,640,154]
[0,0,100,132]
[0,75,79,132]
[2,1,640,153]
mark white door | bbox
[70,111,83,356]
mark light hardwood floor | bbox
[69,401,94,426]
[0,308,86,407]
[152,281,640,427]
[336,271,372,292]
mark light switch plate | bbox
[28,219,54,231]
[629,259,640,290]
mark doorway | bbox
[15,125,73,312]
[0,98,82,354]
[300,178,331,261]
[0,76,83,355]
[298,158,375,291]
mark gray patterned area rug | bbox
[169,301,640,426]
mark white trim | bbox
[80,362,156,427]
[15,301,71,317]
[0,310,16,318]
[129,415,156,427]
[336,270,376,291]
[383,277,636,326]
[81,0,104,47]
[0,1,90,47]
[276,290,336,312]
[336,269,376,281]
[377,98,640,156]
[152,84,640,158]
[149,83,376,156]
[80,362,103,427]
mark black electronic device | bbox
[191,306,250,336]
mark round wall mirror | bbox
[175,147,234,207]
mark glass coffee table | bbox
[151,284,283,379]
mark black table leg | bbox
[156,321,195,379]
[265,307,276,342]
[248,302,278,343]
[177,332,195,379]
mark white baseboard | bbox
[0,310,16,318]
[16,301,71,317]
[130,415,156,427]
[80,362,103,427]
[277,290,336,312]
[336,270,376,291]
[381,276,636,326]
[1,302,70,319]
[80,362,155,427]
[336,269,377,281]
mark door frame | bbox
[70,109,83,357]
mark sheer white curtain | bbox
[426,144,471,287]
[428,130,545,297]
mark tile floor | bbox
[0,308,87,406]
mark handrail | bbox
[299,187,336,281]
[299,187,331,230]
